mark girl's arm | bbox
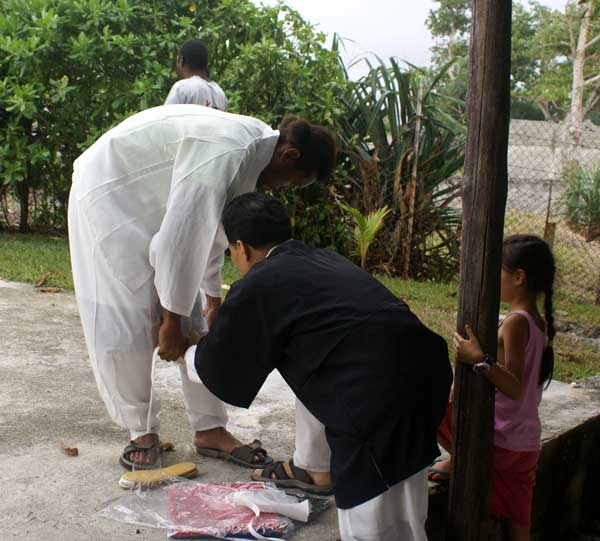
[453,317,528,400]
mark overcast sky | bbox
[254,0,569,68]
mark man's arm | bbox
[149,141,244,316]
[202,225,227,327]
[204,295,221,328]
[150,142,245,361]
[158,307,207,361]
[192,279,280,409]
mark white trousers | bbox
[338,468,429,541]
[293,399,331,472]
[69,196,227,440]
[290,400,427,541]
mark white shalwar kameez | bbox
[164,76,227,111]
[68,105,279,439]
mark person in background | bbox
[430,235,556,541]
[182,192,453,541]
[164,39,227,110]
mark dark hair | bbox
[502,234,556,387]
[179,39,209,71]
[278,115,337,184]
[222,193,292,249]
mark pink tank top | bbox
[494,310,546,451]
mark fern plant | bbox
[340,203,391,269]
[560,165,600,241]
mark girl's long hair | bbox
[502,235,556,388]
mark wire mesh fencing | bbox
[368,117,600,304]
[504,119,600,304]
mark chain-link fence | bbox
[504,119,600,303]
[365,117,600,305]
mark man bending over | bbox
[182,193,452,541]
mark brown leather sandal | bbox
[119,440,161,471]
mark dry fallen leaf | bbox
[35,272,52,288]
[58,441,79,456]
[39,287,61,293]
[160,441,175,452]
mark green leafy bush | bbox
[279,183,350,253]
[0,0,345,231]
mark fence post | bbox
[447,0,511,539]
[544,222,557,247]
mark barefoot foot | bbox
[194,427,267,462]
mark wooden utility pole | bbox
[447,1,511,540]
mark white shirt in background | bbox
[164,75,228,111]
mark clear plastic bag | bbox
[98,479,330,540]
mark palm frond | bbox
[340,202,391,268]
[334,55,466,279]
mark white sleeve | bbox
[149,140,245,316]
[164,83,182,105]
[201,225,227,297]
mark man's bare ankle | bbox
[195,427,225,437]
[133,432,158,444]
[307,470,331,486]
[193,428,241,453]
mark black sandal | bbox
[251,458,333,495]
[196,439,273,469]
[119,439,161,471]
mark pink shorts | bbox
[438,402,540,528]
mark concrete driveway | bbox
[0,279,338,540]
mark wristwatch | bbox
[473,354,496,376]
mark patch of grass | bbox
[0,233,73,289]
[553,333,600,382]
[375,275,459,342]
[555,292,600,328]
[221,258,240,288]
[2,232,599,382]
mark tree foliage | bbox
[0,0,345,231]
[427,0,600,123]
[526,1,600,123]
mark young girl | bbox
[430,234,556,541]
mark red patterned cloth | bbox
[437,402,540,528]
[166,482,290,539]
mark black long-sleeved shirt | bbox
[195,240,452,508]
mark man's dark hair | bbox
[222,193,292,249]
[179,39,209,71]
[278,115,337,184]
